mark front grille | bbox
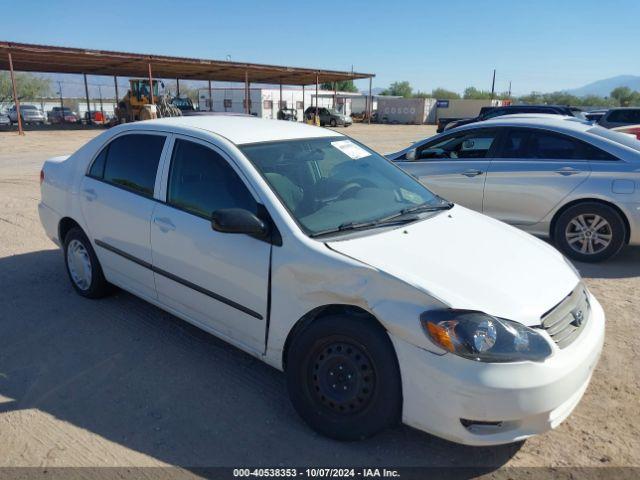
[541,283,590,349]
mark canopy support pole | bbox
[114,75,119,104]
[147,63,155,104]
[368,77,372,124]
[83,73,91,123]
[8,53,24,135]
[208,80,212,111]
[244,71,249,114]
[315,73,319,122]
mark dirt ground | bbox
[0,124,638,471]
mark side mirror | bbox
[405,148,417,161]
[211,208,268,238]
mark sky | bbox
[2,0,639,95]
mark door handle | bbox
[83,188,97,201]
[461,169,484,177]
[555,167,581,176]
[153,217,176,232]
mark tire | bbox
[330,118,337,127]
[63,227,112,298]
[286,314,401,440]
[554,202,626,263]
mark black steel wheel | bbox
[286,314,401,440]
[310,339,376,415]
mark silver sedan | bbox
[388,114,640,262]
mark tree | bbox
[463,87,493,99]
[320,80,358,93]
[381,81,413,98]
[610,86,636,107]
[0,72,51,103]
[431,88,460,99]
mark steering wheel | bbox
[334,182,363,200]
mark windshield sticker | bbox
[399,188,423,204]
[331,140,371,160]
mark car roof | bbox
[464,114,592,132]
[128,115,342,145]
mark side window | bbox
[101,134,165,197]
[497,129,529,158]
[580,143,618,161]
[167,139,257,219]
[526,131,579,159]
[417,130,498,160]
[88,145,108,178]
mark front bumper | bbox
[391,292,605,446]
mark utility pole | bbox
[58,81,64,124]
[490,69,496,100]
[508,81,512,99]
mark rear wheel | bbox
[286,315,401,440]
[63,227,112,298]
[554,202,626,262]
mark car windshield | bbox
[588,126,640,152]
[241,137,445,237]
[328,109,341,115]
[22,105,37,110]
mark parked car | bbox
[83,110,108,125]
[597,107,640,129]
[48,107,79,124]
[441,105,584,132]
[304,106,352,127]
[0,110,10,128]
[389,114,640,262]
[8,104,46,125]
[39,116,604,446]
[277,108,298,121]
[613,124,640,140]
[437,106,496,133]
[171,96,197,115]
[584,109,608,122]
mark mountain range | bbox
[564,75,640,97]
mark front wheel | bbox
[286,315,401,440]
[554,202,626,262]
[63,227,112,298]
[330,118,337,127]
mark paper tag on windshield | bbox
[331,140,371,160]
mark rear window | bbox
[89,134,166,197]
[588,127,640,153]
[22,105,37,110]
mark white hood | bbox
[327,206,580,327]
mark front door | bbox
[396,128,500,212]
[483,128,591,225]
[150,136,271,354]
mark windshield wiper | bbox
[309,200,454,238]
[310,216,416,238]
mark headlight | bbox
[421,309,552,362]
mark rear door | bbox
[80,132,169,299]
[483,128,591,225]
[395,128,501,212]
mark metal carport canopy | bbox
[0,41,374,85]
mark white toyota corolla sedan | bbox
[38,116,604,446]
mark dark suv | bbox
[597,108,640,129]
[304,107,352,127]
[440,105,584,132]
